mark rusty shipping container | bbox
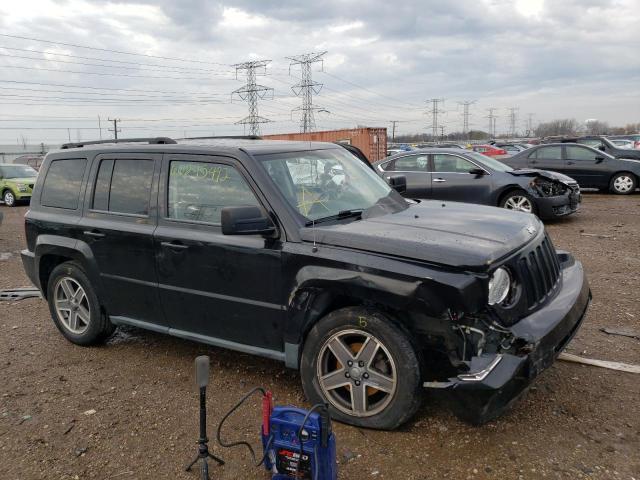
[263,128,387,162]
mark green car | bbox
[0,164,38,207]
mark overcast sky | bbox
[0,0,638,145]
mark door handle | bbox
[160,241,189,251]
[84,230,106,238]
[433,178,447,183]
[567,161,575,165]
[530,160,537,164]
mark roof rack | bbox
[60,137,177,149]
[179,135,262,140]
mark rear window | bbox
[41,158,87,209]
[92,159,154,216]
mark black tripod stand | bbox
[186,356,224,479]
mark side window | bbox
[92,159,154,215]
[393,155,429,172]
[534,146,562,160]
[41,158,87,209]
[566,146,598,161]
[167,161,260,224]
[433,154,475,173]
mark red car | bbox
[470,144,508,157]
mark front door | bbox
[563,145,610,188]
[78,153,165,326]
[154,154,284,351]
[430,153,493,204]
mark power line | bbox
[231,60,274,136]
[0,52,230,76]
[286,51,327,133]
[0,33,230,66]
[0,45,234,73]
[0,79,231,96]
[0,64,235,81]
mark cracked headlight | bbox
[16,183,28,192]
[530,178,566,196]
[488,267,511,305]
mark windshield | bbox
[258,148,407,222]
[0,165,38,179]
[465,152,513,172]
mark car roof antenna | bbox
[312,219,318,253]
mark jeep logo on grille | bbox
[526,226,537,235]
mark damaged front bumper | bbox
[535,190,581,219]
[424,254,591,424]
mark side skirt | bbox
[109,316,287,364]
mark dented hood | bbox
[301,201,542,270]
[509,169,577,184]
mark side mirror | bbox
[595,156,604,163]
[598,145,605,152]
[468,168,486,176]
[387,175,407,194]
[221,206,276,236]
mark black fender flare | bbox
[34,235,104,301]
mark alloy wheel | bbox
[3,191,15,206]
[504,195,533,213]
[317,329,397,417]
[54,277,91,334]
[613,175,634,193]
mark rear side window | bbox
[92,159,154,216]
[41,158,87,209]
[167,161,260,224]
[392,155,429,172]
[530,146,562,160]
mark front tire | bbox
[3,190,16,207]
[500,190,537,215]
[300,307,422,430]
[609,172,636,195]
[46,261,115,345]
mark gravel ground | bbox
[0,193,639,480]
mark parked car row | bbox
[375,149,581,219]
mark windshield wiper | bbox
[305,209,364,226]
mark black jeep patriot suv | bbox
[21,137,591,429]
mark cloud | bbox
[0,0,638,143]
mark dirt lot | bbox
[1,193,639,480]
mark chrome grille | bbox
[517,235,561,309]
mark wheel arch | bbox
[283,265,485,369]
[496,185,531,207]
[35,236,103,301]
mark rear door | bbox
[153,154,284,351]
[430,153,493,204]
[379,153,431,198]
[527,146,564,172]
[79,153,165,326]
[563,145,610,188]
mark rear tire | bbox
[609,172,636,195]
[300,306,422,430]
[46,261,115,345]
[499,190,537,215]
[3,190,16,207]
